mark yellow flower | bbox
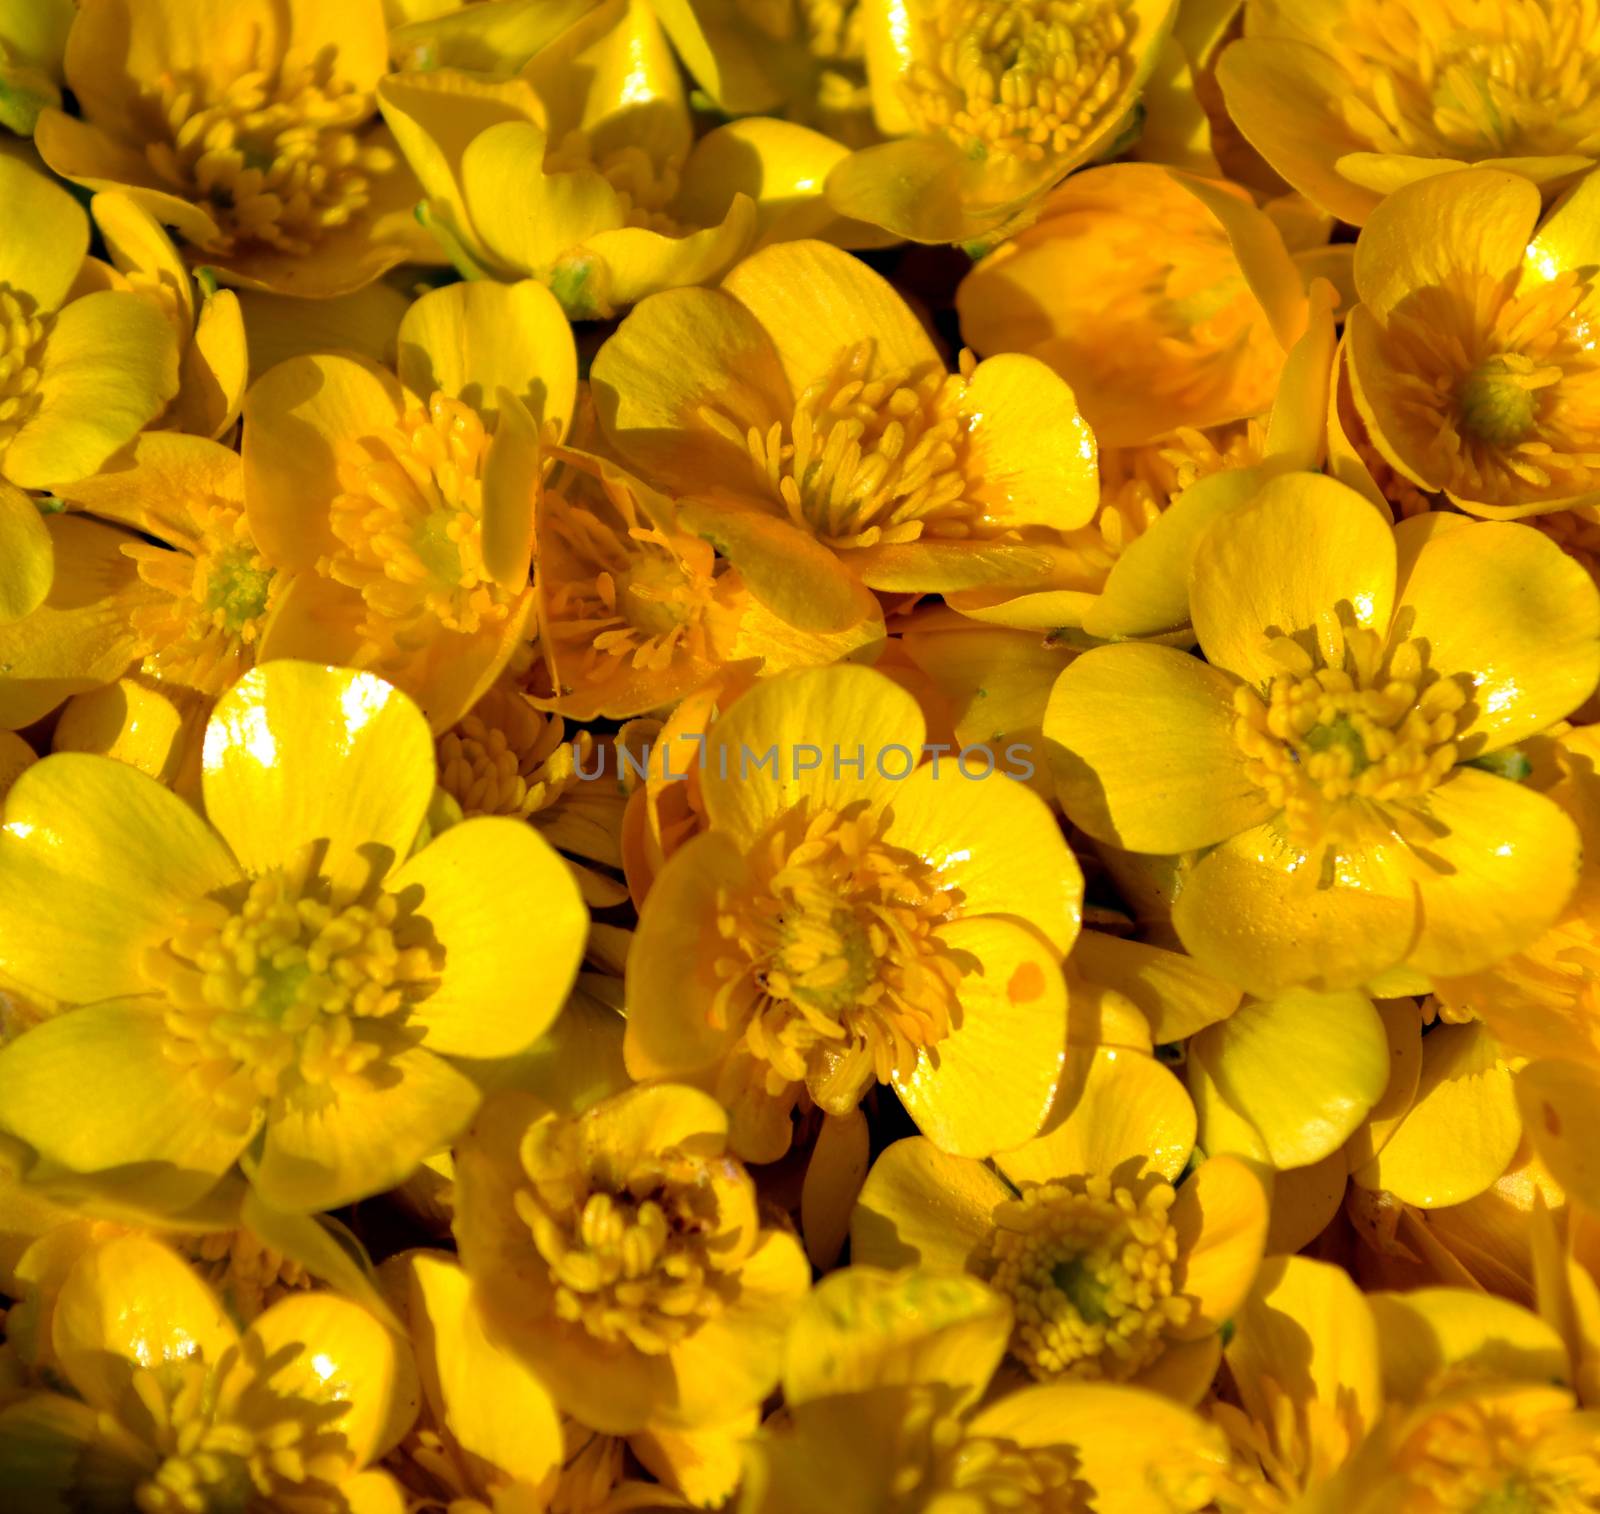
[1345,167,1600,520]
[379,0,765,319]
[626,663,1081,1161]
[0,660,587,1214]
[0,435,284,732]
[0,148,179,490]
[35,0,433,298]
[822,0,1179,243]
[0,479,51,625]
[592,238,1099,617]
[958,163,1310,448]
[744,1266,1231,1513]
[91,192,249,442]
[384,1248,748,1509]
[1046,473,1600,996]
[0,1231,416,1513]
[0,0,72,134]
[1216,0,1600,227]
[452,1083,811,1436]
[242,278,575,731]
[851,1048,1268,1403]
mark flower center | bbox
[328,392,513,644]
[183,1228,312,1321]
[124,500,278,694]
[712,805,962,1115]
[130,1339,352,1514]
[145,66,396,257]
[705,343,996,550]
[1337,0,1600,161]
[986,1175,1189,1382]
[512,1113,748,1353]
[0,286,46,453]
[1232,624,1470,848]
[144,851,440,1126]
[437,689,590,822]
[1376,269,1600,507]
[901,0,1135,170]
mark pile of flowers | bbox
[3,0,1600,1508]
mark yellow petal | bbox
[0,146,88,312]
[1265,1147,1348,1256]
[481,388,541,590]
[997,1047,1196,1185]
[1395,520,1600,752]
[253,1047,480,1213]
[91,189,195,341]
[1402,770,1581,979]
[203,661,436,880]
[1342,998,1424,1171]
[0,730,35,802]
[396,278,575,436]
[823,135,994,246]
[5,290,179,489]
[849,1135,1009,1273]
[801,1109,870,1271]
[53,1232,237,1417]
[174,289,248,440]
[781,1265,1011,1409]
[894,916,1069,1158]
[240,1290,411,1469]
[388,0,593,73]
[0,482,51,622]
[1046,643,1271,853]
[1170,1154,1269,1335]
[1190,988,1390,1169]
[1367,1288,1568,1402]
[0,1003,252,1198]
[388,817,585,1060]
[1190,471,1396,687]
[631,1413,758,1511]
[1518,1059,1600,1211]
[391,1251,562,1484]
[1173,819,1419,998]
[580,1082,730,1174]
[0,753,239,1002]
[580,203,757,315]
[722,238,938,396]
[48,429,244,543]
[1070,932,1242,1044]
[237,282,411,383]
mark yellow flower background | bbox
[0,1,1599,1509]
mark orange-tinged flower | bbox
[626,664,1082,1162]
[36,0,433,297]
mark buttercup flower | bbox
[0,1231,416,1513]
[35,0,432,297]
[1217,0,1600,226]
[1346,167,1600,519]
[0,661,586,1214]
[452,1082,811,1436]
[0,0,72,134]
[626,663,1081,1161]
[851,1048,1268,1402]
[823,0,1179,243]
[593,238,1098,620]
[743,1266,1231,1514]
[0,149,179,490]
[1046,472,1600,996]
[243,278,575,730]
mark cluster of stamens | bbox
[144,66,395,256]
[327,392,514,647]
[183,1228,312,1321]
[985,1174,1189,1382]
[902,0,1133,169]
[0,286,46,453]
[711,805,962,1114]
[1233,622,1470,847]
[704,343,996,551]
[124,498,277,693]
[513,1112,748,1353]
[544,130,685,236]
[145,849,439,1126]
[437,687,593,822]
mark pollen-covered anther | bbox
[703,342,991,549]
[512,1114,747,1353]
[986,1173,1189,1382]
[437,689,592,821]
[711,805,962,1112]
[0,286,46,449]
[144,851,440,1123]
[327,391,513,642]
[902,0,1134,168]
[147,66,395,256]
[1233,623,1469,847]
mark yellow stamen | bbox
[543,130,684,235]
[437,688,592,823]
[0,287,46,453]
